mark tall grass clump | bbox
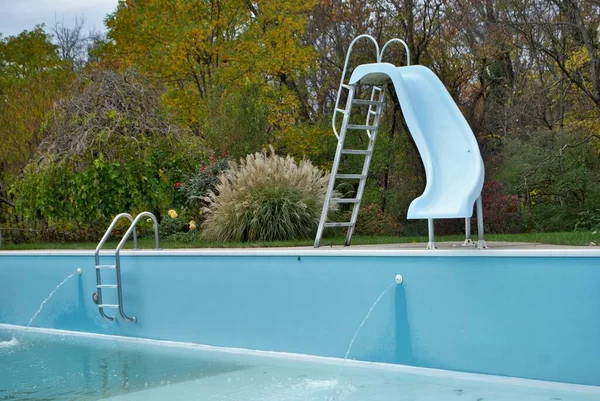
[202,147,336,242]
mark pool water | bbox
[1,328,599,401]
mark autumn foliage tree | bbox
[0,27,73,210]
[2,0,600,240]
[104,0,317,158]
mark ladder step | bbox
[331,198,360,204]
[341,149,371,155]
[324,222,355,228]
[96,265,116,269]
[347,124,378,130]
[97,284,118,289]
[98,304,119,308]
[341,84,351,89]
[336,174,367,179]
[352,99,383,106]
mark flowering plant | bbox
[182,154,230,219]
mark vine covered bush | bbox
[13,69,203,236]
[202,147,336,242]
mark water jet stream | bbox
[19,272,77,341]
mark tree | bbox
[0,26,72,209]
[505,0,600,131]
[14,69,203,231]
[103,0,317,156]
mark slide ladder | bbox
[315,35,486,249]
[94,211,160,322]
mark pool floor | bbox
[1,327,599,401]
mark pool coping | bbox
[1,246,600,257]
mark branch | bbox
[245,0,259,17]
[560,134,600,154]
[0,181,14,208]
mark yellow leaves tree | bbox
[105,0,317,156]
[0,27,73,209]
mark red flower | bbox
[201,166,205,171]
[174,182,181,188]
[221,152,227,157]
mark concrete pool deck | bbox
[2,241,598,257]
[311,240,596,250]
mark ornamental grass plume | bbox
[202,147,337,242]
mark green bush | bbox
[497,130,600,232]
[575,209,600,232]
[10,69,204,241]
[355,203,401,236]
[202,147,336,242]
[13,136,200,236]
[182,154,230,220]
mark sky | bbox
[0,0,119,37]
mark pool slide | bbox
[349,63,484,220]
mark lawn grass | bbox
[0,231,596,250]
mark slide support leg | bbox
[476,196,488,249]
[426,219,437,250]
[462,217,474,246]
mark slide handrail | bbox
[332,36,411,139]
[379,38,411,66]
[332,34,380,139]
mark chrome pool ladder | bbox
[94,211,160,322]
[314,35,410,247]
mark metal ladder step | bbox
[98,304,119,308]
[330,198,360,204]
[324,222,355,228]
[97,284,118,289]
[352,99,383,106]
[315,56,387,248]
[336,174,367,179]
[341,149,371,155]
[347,124,378,130]
[96,264,116,269]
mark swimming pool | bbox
[1,247,599,399]
[2,325,599,401]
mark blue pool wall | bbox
[0,249,599,386]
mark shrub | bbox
[575,209,600,232]
[202,147,336,242]
[182,154,230,220]
[159,208,188,238]
[355,203,401,236]
[481,180,523,233]
[12,69,203,239]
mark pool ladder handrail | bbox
[94,212,159,322]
